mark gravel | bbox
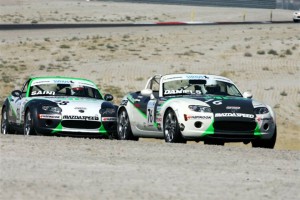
[1,134,299,200]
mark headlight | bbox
[42,106,62,114]
[188,105,212,112]
[254,107,269,114]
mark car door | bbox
[134,93,160,133]
[134,94,151,131]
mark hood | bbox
[167,95,257,122]
[194,95,255,122]
[34,96,109,118]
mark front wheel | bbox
[24,110,35,136]
[1,107,11,134]
[252,127,277,149]
[117,109,138,140]
[163,109,186,143]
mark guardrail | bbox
[0,21,294,30]
[98,0,276,9]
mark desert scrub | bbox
[179,67,186,72]
[274,104,280,109]
[219,71,235,78]
[56,56,70,62]
[2,74,11,83]
[280,91,287,96]
[87,46,97,50]
[231,45,237,50]
[257,50,265,55]
[268,49,278,55]
[244,52,252,57]
[39,65,46,70]
[102,85,124,99]
[135,77,144,81]
[59,44,70,49]
[284,49,292,55]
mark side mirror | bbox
[11,90,22,98]
[141,89,155,100]
[104,94,114,101]
[243,91,253,99]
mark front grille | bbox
[61,120,101,129]
[213,121,256,132]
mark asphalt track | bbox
[0,21,294,30]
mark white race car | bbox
[117,74,277,148]
[1,76,117,137]
[293,9,300,22]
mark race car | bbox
[293,9,300,22]
[1,76,117,137]
[117,74,277,148]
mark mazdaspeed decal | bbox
[62,115,99,121]
[215,113,254,118]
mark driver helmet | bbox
[71,83,84,95]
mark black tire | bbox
[108,131,118,140]
[252,127,277,149]
[117,109,138,140]
[1,107,11,134]
[163,109,186,143]
[24,110,35,136]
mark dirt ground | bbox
[1,135,300,200]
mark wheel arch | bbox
[2,99,10,113]
[117,106,126,123]
[23,101,40,127]
[162,106,176,131]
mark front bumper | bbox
[33,115,117,136]
[177,113,276,142]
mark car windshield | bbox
[163,79,242,97]
[29,83,102,99]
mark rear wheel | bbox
[252,127,276,149]
[1,107,11,134]
[24,110,35,136]
[117,109,138,140]
[163,109,186,143]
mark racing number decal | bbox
[147,100,156,125]
[205,99,222,105]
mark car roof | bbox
[29,76,95,83]
[161,73,234,84]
